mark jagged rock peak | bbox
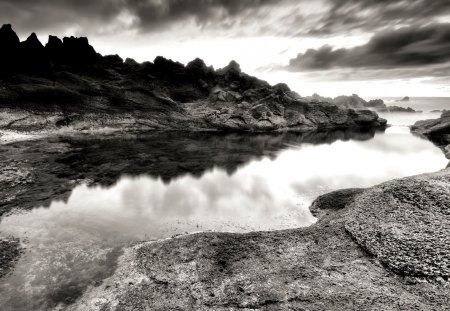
[61,36,97,61]
[125,57,139,66]
[186,57,214,77]
[187,57,207,69]
[46,35,63,48]
[0,24,20,46]
[23,32,44,49]
[221,60,241,73]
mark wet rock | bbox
[310,188,365,218]
[70,169,450,310]
[411,111,450,151]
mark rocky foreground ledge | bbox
[69,169,450,310]
[412,111,450,159]
[0,24,386,135]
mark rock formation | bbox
[377,105,419,113]
[397,96,410,102]
[0,25,386,134]
[412,111,450,158]
[67,168,450,310]
[365,99,386,109]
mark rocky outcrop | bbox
[397,96,410,102]
[0,25,386,134]
[365,99,386,109]
[68,169,450,310]
[306,93,368,109]
[377,105,419,113]
[412,111,450,158]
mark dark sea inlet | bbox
[0,97,449,310]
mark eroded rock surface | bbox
[69,169,450,310]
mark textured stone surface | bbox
[345,170,450,278]
[69,170,450,310]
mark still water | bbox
[0,111,448,310]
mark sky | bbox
[2,0,450,97]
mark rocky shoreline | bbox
[65,114,450,309]
[0,24,386,136]
[1,23,449,310]
[0,120,449,310]
[412,111,450,159]
[68,168,450,310]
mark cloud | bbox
[287,23,450,71]
[0,0,283,36]
[309,0,450,35]
[127,0,279,29]
[3,0,449,38]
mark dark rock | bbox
[412,112,450,158]
[333,94,367,109]
[186,58,214,79]
[0,24,386,134]
[61,36,98,64]
[20,33,49,71]
[396,96,410,102]
[377,106,418,113]
[0,24,20,47]
[124,57,139,67]
[45,35,64,62]
[366,99,386,109]
[0,24,20,73]
[310,188,365,218]
[103,54,124,67]
[22,33,44,50]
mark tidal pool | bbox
[0,122,448,310]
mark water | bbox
[0,99,449,310]
[380,96,450,112]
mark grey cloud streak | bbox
[0,0,282,36]
[309,0,450,35]
[287,23,450,71]
[2,0,450,38]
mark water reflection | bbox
[0,127,447,310]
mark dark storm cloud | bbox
[0,0,280,35]
[0,0,126,36]
[310,0,450,35]
[126,0,278,29]
[2,0,450,38]
[287,23,450,71]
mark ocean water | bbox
[0,97,449,310]
[371,97,450,127]
[380,96,450,112]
